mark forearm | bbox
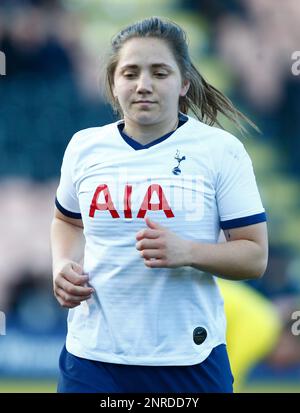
[50,218,85,273]
[188,239,267,280]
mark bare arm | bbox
[189,222,268,280]
[51,208,85,271]
[136,218,268,281]
[50,207,93,308]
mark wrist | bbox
[184,240,197,267]
[52,257,71,276]
[185,240,208,269]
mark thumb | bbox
[145,216,164,230]
[70,262,84,275]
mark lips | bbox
[133,101,156,104]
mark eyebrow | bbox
[119,63,173,71]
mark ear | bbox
[180,79,190,97]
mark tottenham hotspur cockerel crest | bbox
[172,150,186,175]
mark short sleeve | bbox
[216,137,266,229]
[55,136,82,219]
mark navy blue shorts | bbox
[57,344,234,393]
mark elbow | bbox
[249,255,268,280]
[247,240,269,280]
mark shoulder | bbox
[61,121,122,171]
[68,122,118,149]
[186,116,246,162]
[187,116,244,147]
[62,122,120,162]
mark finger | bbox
[56,287,92,303]
[55,294,80,309]
[136,239,162,251]
[136,229,161,241]
[145,217,164,230]
[140,249,163,260]
[62,270,89,286]
[144,258,165,268]
[55,277,94,296]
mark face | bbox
[112,37,190,128]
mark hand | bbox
[53,260,94,308]
[135,217,192,268]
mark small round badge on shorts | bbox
[193,327,207,345]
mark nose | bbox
[136,72,153,94]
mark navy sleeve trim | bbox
[220,212,267,230]
[55,197,82,219]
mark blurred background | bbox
[0,0,299,393]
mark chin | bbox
[133,113,159,125]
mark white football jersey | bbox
[56,114,266,365]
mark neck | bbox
[123,116,179,145]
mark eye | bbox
[154,72,168,77]
[123,72,137,78]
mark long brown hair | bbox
[105,16,257,133]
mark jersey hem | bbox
[65,337,225,366]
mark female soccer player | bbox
[51,16,268,393]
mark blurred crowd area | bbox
[0,0,300,390]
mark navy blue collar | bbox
[118,113,188,150]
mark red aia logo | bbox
[89,184,174,218]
